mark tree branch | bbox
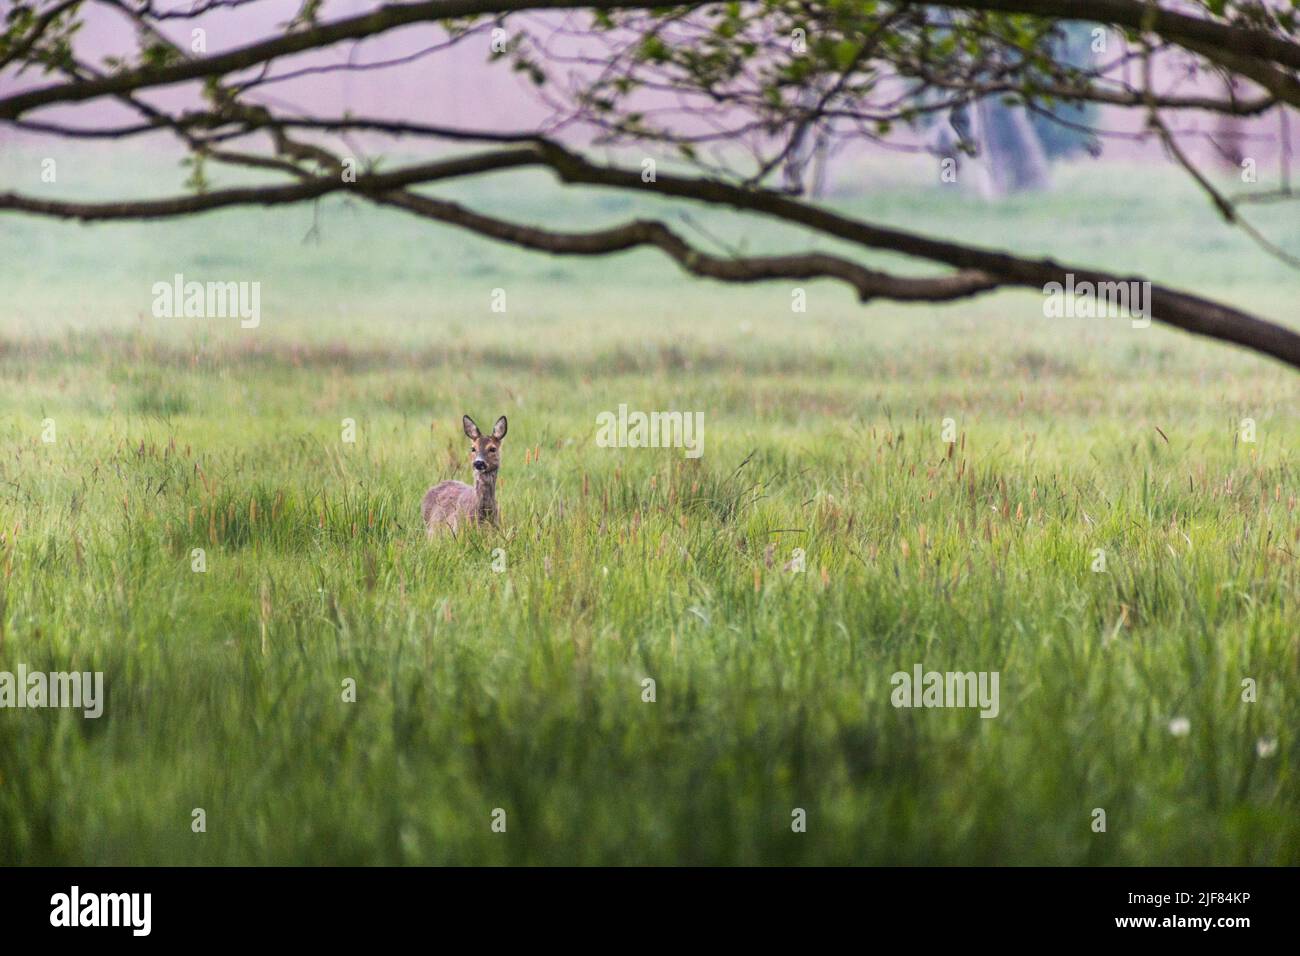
[371,189,999,301]
[3,136,1296,369]
[0,149,538,218]
[4,0,1300,119]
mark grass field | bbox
[0,146,1297,864]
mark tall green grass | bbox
[0,151,1296,864]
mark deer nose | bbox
[473,459,487,471]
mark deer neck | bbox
[474,471,498,523]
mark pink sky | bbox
[1,1,1292,176]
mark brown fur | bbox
[423,414,507,535]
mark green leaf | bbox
[833,39,860,71]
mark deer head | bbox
[462,414,508,475]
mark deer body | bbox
[423,414,507,535]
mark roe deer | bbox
[422,414,507,534]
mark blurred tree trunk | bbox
[975,98,1052,196]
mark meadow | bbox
[0,146,1297,864]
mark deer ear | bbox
[492,416,508,440]
[462,415,480,439]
